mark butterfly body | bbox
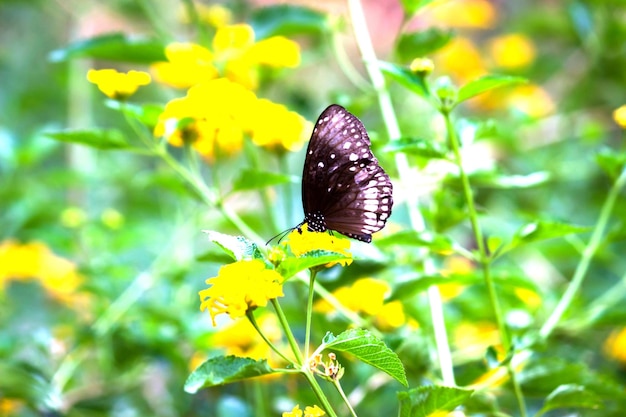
[300,105,393,243]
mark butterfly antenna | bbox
[265,227,294,245]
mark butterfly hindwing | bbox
[301,105,393,243]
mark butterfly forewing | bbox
[301,105,393,243]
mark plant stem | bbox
[345,0,455,385]
[540,167,626,339]
[278,153,294,229]
[304,269,318,361]
[271,298,304,366]
[302,371,339,417]
[246,310,294,365]
[333,380,358,417]
[443,109,527,417]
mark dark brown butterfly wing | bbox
[301,105,393,243]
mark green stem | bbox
[345,0,455,385]
[444,109,527,417]
[333,380,358,417]
[246,310,294,365]
[271,298,304,366]
[278,153,294,228]
[302,371,339,417]
[540,167,626,339]
[304,269,318,361]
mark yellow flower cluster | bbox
[153,78,310,160]
[199,259,283,326]
[0,240,85,307]
[282,404,325,417]
[152,24,300,90]
[612,104,626,128]
[283,224,353,268]
[314,278,409,330]
[87,69,151,100]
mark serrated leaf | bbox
[384,137,448,159]
[398,385,473,417]
[106,100,164,128]
[536,384,602,416]
[277,250,351,279]
[203,231,263,261]
[249,4,329,39]
[322,329,407,386]
[49,33,167,63]
[379,60,430,99]
[396,28,453,62]
[44,129,128,150]
[457,75,526,103]
[184,356,275,393]
[232,169,294,192]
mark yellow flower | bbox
[152,24,300,90]
[488,34,536,69]
[283,404,325,417]
[435,37,487,84]
[428,0,496,29]
[154,78,257,161]
[507,84,554,118]
[439,255,473,301]
[514,287,542,309]
[454,321,502,360]
[410,57,435,75]
[250,99,311,153]
[612,105,626,128]
[0,240,85,308]
[199,260,284,326]
[284,224,352,267]
[87,69,151,100]
[374,300,407,330]
[604,327,626,363]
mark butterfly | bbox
[295,104,393,243]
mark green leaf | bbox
[232,169,294,192]
[44,128,128,150]
[0,362,52,409]
[596,148,626,179]
[249,4,329,39]
[375,230,454,252]
[378,60,430,99]
[536,384,602,416]
[469,171,551,189]
[322,328,408,386]
[106,100,164,128]
[396,28,453,62]
[384,137,448,159]
[502,220,591,255]
[397,385,474,417]
[277,250,351,279]
[203,231,263,261]
[49,33,167,63]
[399,0,437,15]
[457,75,527,103]
[184,356,275,393]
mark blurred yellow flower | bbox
[283,404,325,417]
[439,255,474,301]
[435,37,487,84]
[612,104,626,128]
[151,43,219,89]
[514,287,542,309]
[60,206,87,228]
[374,300,406,330]
[488,34,536,69]
[154,78,257,161]
[0,240,84,307]
[507,84,554,118]
[454,321,501,360]
[250,99,311,153]
[199,259,284,326]
[212,314,283,365]
[179,3,232,27]
[152,24,300,90]
[428,0,496,29]
[87,69,151,100]
[100,208,124,230]
[604,327,626,363]
[410,57,435,75]
[284,224,352,267]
